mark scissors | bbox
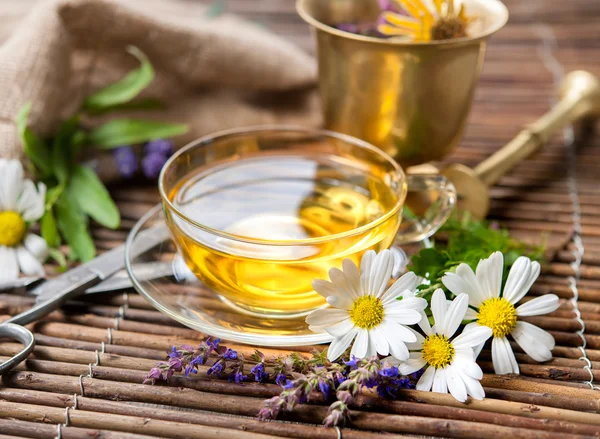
[0,222,170,375]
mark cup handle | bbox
[394,174,456,245]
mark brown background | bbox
[1,1,600,438]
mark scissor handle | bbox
[0,323,35,375]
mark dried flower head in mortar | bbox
[378,0,471,41]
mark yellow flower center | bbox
[477,297,518,338]
[422,334,455,369]
[0,211,27,247]
[349,296,384,329]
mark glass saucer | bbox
[125,204,334,347]
[125,204,428,347]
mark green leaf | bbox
[16,103,52,176]
[88,119,188,148]
[83,46,154,112]
[55,191,96,262]
[86,97,166,115]
[51,116,80,184]
[47,248,67,271]
[69,165,120,229]
[40,209,61,248]
[45,185,65,211]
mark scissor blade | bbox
[0,277,43,292]
[85,261,174,294]
[33,223,169,304]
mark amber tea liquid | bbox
[167,154,402,316]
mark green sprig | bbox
[17,46,189,262]
[407,213,545,299]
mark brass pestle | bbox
[436,70,600,219]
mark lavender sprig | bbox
[144,338,420,428]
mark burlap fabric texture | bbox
[0,0,320,163]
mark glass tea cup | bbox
[159,127,455,317]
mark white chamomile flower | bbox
[396,289,493,402]
[306,249,427,362]
[442,251,559,374]
[0,159,48,279]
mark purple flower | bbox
[142,139,174,179]
[145,139,173,156]
[143,367,163,384]
[207,338,221,349]
[142,151,168,179]
[344,356,360,369]
[207,362,224,376]
[251,363,268,382]
[229,370,247,384]
[411,368,425,380]
[318,379,331,396]
[223,349,238,360]
[168,356,183,372]
[379,366,399,378]
[167,346,180,359]
[283,380,295,390]
[275,373,288,386]
[113,146,138,178]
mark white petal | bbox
[330,266,359,301]
[432,368,447,394]
[452,354,483,380]
[512,321,555,362]
[388,337,409,361]
[382,319,417,343]
[313,279,340,298]
[305,308,348,326]
[388,296,427,312]
[442,293,469,337]
[405,326,426,350]
[370,325,389,356]
[391,246,408,279]
[325,318,355,338]
[452,325,492,350]
[417,310,433,336]
[327,295,353,310]
[384,305,422,325]
[360,250,375,295]
[475,251,504,300]
[492,336,519,374]
[516,294,560,317]
[446,365,468,402]
[381,271,419,304]
[16,245,44,276]
[0,159,24,210]
[430,289,447,332]
[342,258,361,299]
[350,329,369,358]
[416,366,434,392]
[23,233,49,260]
[364,333,378,358]
[327,329,358,361]
[399,354,427,375]
[18,180,45,221]
[503,257,540,305]
[462,374,485,400]
[0,246,19,279]
[366,250,394,298]
[464,307,478,321]
[442,263,487,306]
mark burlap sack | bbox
[0,0,320,164]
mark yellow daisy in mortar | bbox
[378,0,470,42]
[395,289,492,402]
[306,249,427,362]
[442,251,560,374]
[0,159,48,279]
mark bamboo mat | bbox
[2,0,600,438]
